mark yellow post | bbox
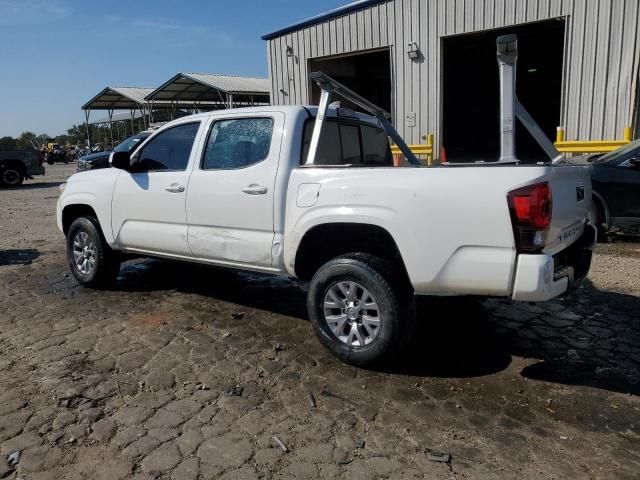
[427,133,434,166]
[624,126,632,142]
[556,126,565,143]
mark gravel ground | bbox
[590,239,640,295]
[0,164,639,480]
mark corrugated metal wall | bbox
[267,0,640,147]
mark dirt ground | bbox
[0,164,639,480]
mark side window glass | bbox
[136,123,199,172]
[202,118,274,169]
[361,125,393,166]
[301,119,341,165]
[340,123,362,164]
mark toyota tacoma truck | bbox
[56,39,595,365]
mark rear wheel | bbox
[0,166,24,187]
[66,217,120,287]
[307,253,415,366]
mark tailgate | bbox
[545,164,591,254]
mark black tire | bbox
[47,158,55,165]
[307,253,415,366]
[1,166,24,187]
[66,216,120,288]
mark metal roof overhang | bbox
[144,73,270,103]
[261,0,386,40]
[89,111,144,124]
[81,87,157,110]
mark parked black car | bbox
[590,138,640,237]
[77,132,151,171]
[0,150,45,187]
[76,151,110,172]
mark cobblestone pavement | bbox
[1,165,639,479]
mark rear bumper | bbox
[511,224,596,302]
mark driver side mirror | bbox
[110,151,132,171]
[629,156,640,169]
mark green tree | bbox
[66,124,86,144]
[15,132,38,150]
[0,136,16,150]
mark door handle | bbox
[241,184,268,195]
[164,183,185,193]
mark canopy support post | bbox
[84,109,91,148]
[149,101,155,124]
[130,109,135,136]
[108,109,114,148]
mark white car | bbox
[57,103,595,366]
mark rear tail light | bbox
[507,182,552,253]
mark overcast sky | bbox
[0,0,348,137]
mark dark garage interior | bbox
[309,48,392,115]
[442,19,566,163]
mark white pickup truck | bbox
[56,101,595,365]
[57,50,595,365]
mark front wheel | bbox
[307,254,415,366]
[1,167,24,187]
[66,217,120,288]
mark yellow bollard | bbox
[556,126,565,143]
[624,126,632,142]
[427,133,434,167]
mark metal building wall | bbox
[267,0,640,146]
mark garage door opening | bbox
[309,49,391,115]
[442,19,565,163]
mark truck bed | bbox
[284,163,591,297]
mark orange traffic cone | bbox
[440,146,447,164]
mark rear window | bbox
[301,118,392,166]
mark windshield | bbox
[114,133,149,153]
[594,138,640,164]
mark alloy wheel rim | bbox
[323,281,381,347]
[72,231,96,275]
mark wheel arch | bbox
[0,160,26,174]
[592,190,611,228]
[293,222,411,285]
[62,204,103,236]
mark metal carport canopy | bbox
[144,73,270,104]
[81,86,160,110]
[81,87,166,147]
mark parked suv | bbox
[0,150,45,187]
[77,132,152,172]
